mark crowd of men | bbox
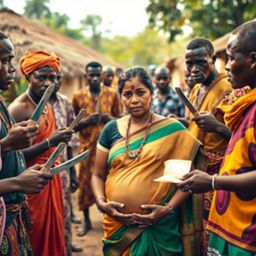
[0,19,255,256]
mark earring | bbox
[122,105,128,116]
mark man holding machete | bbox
[0,32,54,255]
[9,50,73,256]
[182,37,232,255]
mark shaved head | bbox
[230,21,256,53]
[103,66,114,73]
[154,67,170,76]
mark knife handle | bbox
[26,119,38,127]
[40,166,51,173]
[193,112,201,118]
[68,109,86,130]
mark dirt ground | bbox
[71,192,103,256]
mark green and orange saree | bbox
[98,118,206,256]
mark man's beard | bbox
[89,84,101,94]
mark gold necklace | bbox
[125,112,153,159]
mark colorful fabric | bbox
[27,103,65,256]
[0,100,30,255]
[19,50,60,75]
[152,87,185,117]
[188,73,231,161]
[207,233,255,256]
[72,86,121,210]
[188,74,231,254]
[218,86,253,131]
[0,212,32,256]
[0,101,26,227]
[50,92,79,256]
[99,118,205,256]
[207,87,256,253]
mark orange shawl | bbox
[27,104,65,256]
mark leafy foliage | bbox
[42,12,84,40]
[147,0,256,42]
[24,0,51,19]
[20,1,187,67]
[101,28,188,67]
[0,0,4,8]
[80,15,103,50]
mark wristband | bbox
[164,203,175,215]
[212,174,218,190]
[96,196,106,203]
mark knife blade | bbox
[68,109,86,130]
[40,142,66,173]
[51,149,89,175]
[175,87,200,117]
[30,84,55,121]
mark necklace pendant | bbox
[129,153,137,159]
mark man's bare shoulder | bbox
[8,93,32,121]
[9,93,29,109]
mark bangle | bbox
[46,139,51,149]
[212,174,218,190]
[164,203,175,215]
[96,196,106,203]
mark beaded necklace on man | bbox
[125,112,153,159]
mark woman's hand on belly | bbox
[132,204,170,228]
[98,201,135,225]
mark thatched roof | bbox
[0,9,120,78]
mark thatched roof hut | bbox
[0,9,121,99]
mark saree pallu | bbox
[103,118,205,256]
[207,88,256,254]
[27,104,65,256]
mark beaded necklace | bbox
[125,112,153,159]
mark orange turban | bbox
[20,50,60,75]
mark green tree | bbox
[101,28,185,67]
[147,0,256,42]
[0,0,4,8]
[80,15,102,50]
[24,0,51,19]
[42,12,84,40]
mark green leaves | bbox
[147,0,256,42]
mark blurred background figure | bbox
[102,66,114,87]
[184,70,196,96]
[111,67,124,91]
[148,64,157,79]
[152,66,185,118]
